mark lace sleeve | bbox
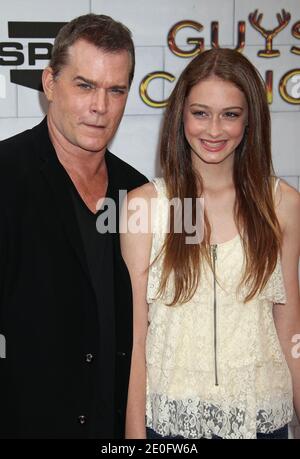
[259,259,286,304]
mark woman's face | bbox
[183,76,248,166]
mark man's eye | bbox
[78,83,92,90]
[110,88,127,95]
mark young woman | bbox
[121,48,300,439]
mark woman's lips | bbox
[200,139,227,152]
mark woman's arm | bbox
[274,181,300,423]
[120,183,156,439]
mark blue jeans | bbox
[146,424,288,439]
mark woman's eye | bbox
[192,111,207,117]
[224,112,239,118]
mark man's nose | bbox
[90,88,108,114]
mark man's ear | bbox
[42,67,55,102]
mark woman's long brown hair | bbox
[157,48,281,305]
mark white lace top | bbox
[146,178,293,439]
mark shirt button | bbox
[85,353,94,363]
[117,351,126,357]
[78,415,87,425]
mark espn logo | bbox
[0,21,66,91]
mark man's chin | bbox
[77,140,107,154]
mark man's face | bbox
[43,39,131,154]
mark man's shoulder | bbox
[0,128,30,157]
[0,121,43,167]
[106,150,148,190]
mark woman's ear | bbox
[42,67,55,102]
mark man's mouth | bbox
[85,123,106,129]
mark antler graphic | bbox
[249,9,290,38]
[248,9,291,57]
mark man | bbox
[0,14,147,438]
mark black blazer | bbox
[0,118,148,438]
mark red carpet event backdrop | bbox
[0,0,299,439]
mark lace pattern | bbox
[146,393,293,439]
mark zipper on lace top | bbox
[211,244,219,386]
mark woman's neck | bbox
[193,156,234,192]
